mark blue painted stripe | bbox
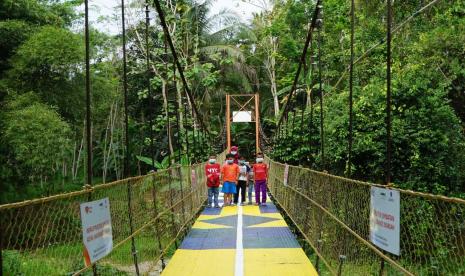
[180,228,237,250]
[243,227,300,248]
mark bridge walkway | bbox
[161,194,317,276]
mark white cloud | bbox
[79,0,265,34]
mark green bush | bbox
[2,250,24,275]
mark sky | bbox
[84,0,266,34]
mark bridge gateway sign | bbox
[369,187,400,255]
[232,111,252,122]
[80,197,113,266]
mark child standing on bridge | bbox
[234,156,249,206]
[246,161,254,205]
[205,155,220,208]
[221,154,240,206]
[253,153,268,206]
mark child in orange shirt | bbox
[221,153,240,206]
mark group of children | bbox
[205,149,268,208]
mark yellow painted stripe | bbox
[244,248,318,276]
[248,219,288,228]
[197,214,222,220]
[220,206,239,216]
[161,249,236,276]
[192,220,232,229]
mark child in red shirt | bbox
[253,152,268,206]
[205,154,220,208]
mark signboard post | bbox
[80,197,113,266]
[369,187,400,255]
[283,164,289,186]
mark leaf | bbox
[136,155,154,166]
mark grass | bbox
[2,231,183,275]
[3,247,79,275]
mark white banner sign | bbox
[80,197,113,266]
[370,187,400,255]
[232,111,252,122]
[283,164,289,186]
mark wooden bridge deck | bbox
[162,194,317,276]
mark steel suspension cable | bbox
[119,2,147,274]
[174,98,182,163]
[379,3,394,275]
[191,107,198,162]
[152,0,209,135]
[183,97,190,163]
[284,114,289,140]
[347,0,355,177]
[84,1,97,274]
[309,54,317,165]
[299,89,307,162]
[299,36,313,162]
[317,27,325,171]
[276,0,322,131]
[144,4,168,269]
[121,1,141,274]
[172,57,182,164]
[145,3,156,173]
[309,89,314,164]
[164,37,173,164]
[121,0,130,181]
[385,0,393,185]
[84,0,92,187]
[291,107,297,137]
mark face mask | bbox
[239,160,245,165]
[231,151,237,155]
[209,159,216,164]
[227,159,234,164]
[256,158,264,163]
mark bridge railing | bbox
[266,157,465,275]
[0,151,226,275]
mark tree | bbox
[3,94,72,187]
[0,20,32,75]
[6,26,85,121]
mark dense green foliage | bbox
[268,0,465,197]
[1,0,465,203]
[4,96,71,185]
[0,0,121,202]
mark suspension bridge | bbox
[1,0,465,275]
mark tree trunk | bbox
[176,77,186,152]
[102,103,113,183]
[266,36,279,118]
[162,78,174,159]
[73,127,85,180]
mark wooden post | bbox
[226,94,231,151]
[255,93,260,153]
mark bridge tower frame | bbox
[225,94,260,153]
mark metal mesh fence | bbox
[0,151,226,275]
[266,157,465,276]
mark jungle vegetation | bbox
[1,0,465,203]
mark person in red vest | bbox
[253,152,268,206]
[205,154,221,208]
[229,145,240,164]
